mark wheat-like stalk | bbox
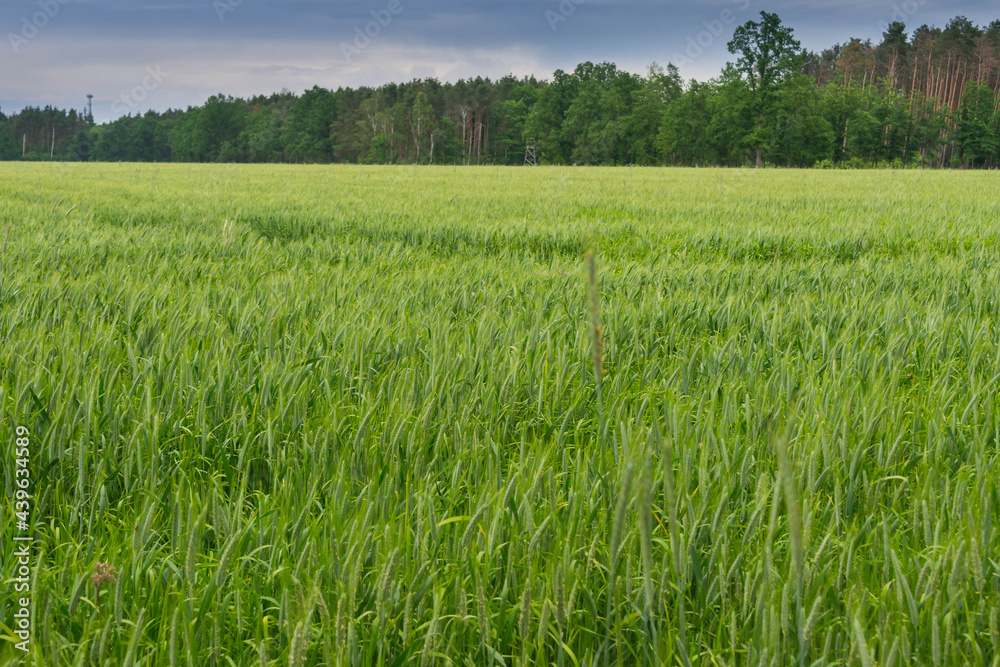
[585,249,608,462]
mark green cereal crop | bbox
[1,163,999,665]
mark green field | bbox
[2,164,1000,665]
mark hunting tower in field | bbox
[524,139,538,166]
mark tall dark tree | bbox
[956,82,998,166]
[285,86,338,162]
[727,11,802,167]
[196,95,246,162]
[878,22,910,87]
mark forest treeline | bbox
[3,13,1000,168]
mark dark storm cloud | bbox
[1,0,996,122]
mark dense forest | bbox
[3,13,1000,168]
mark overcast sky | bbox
[1,0,996,123]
